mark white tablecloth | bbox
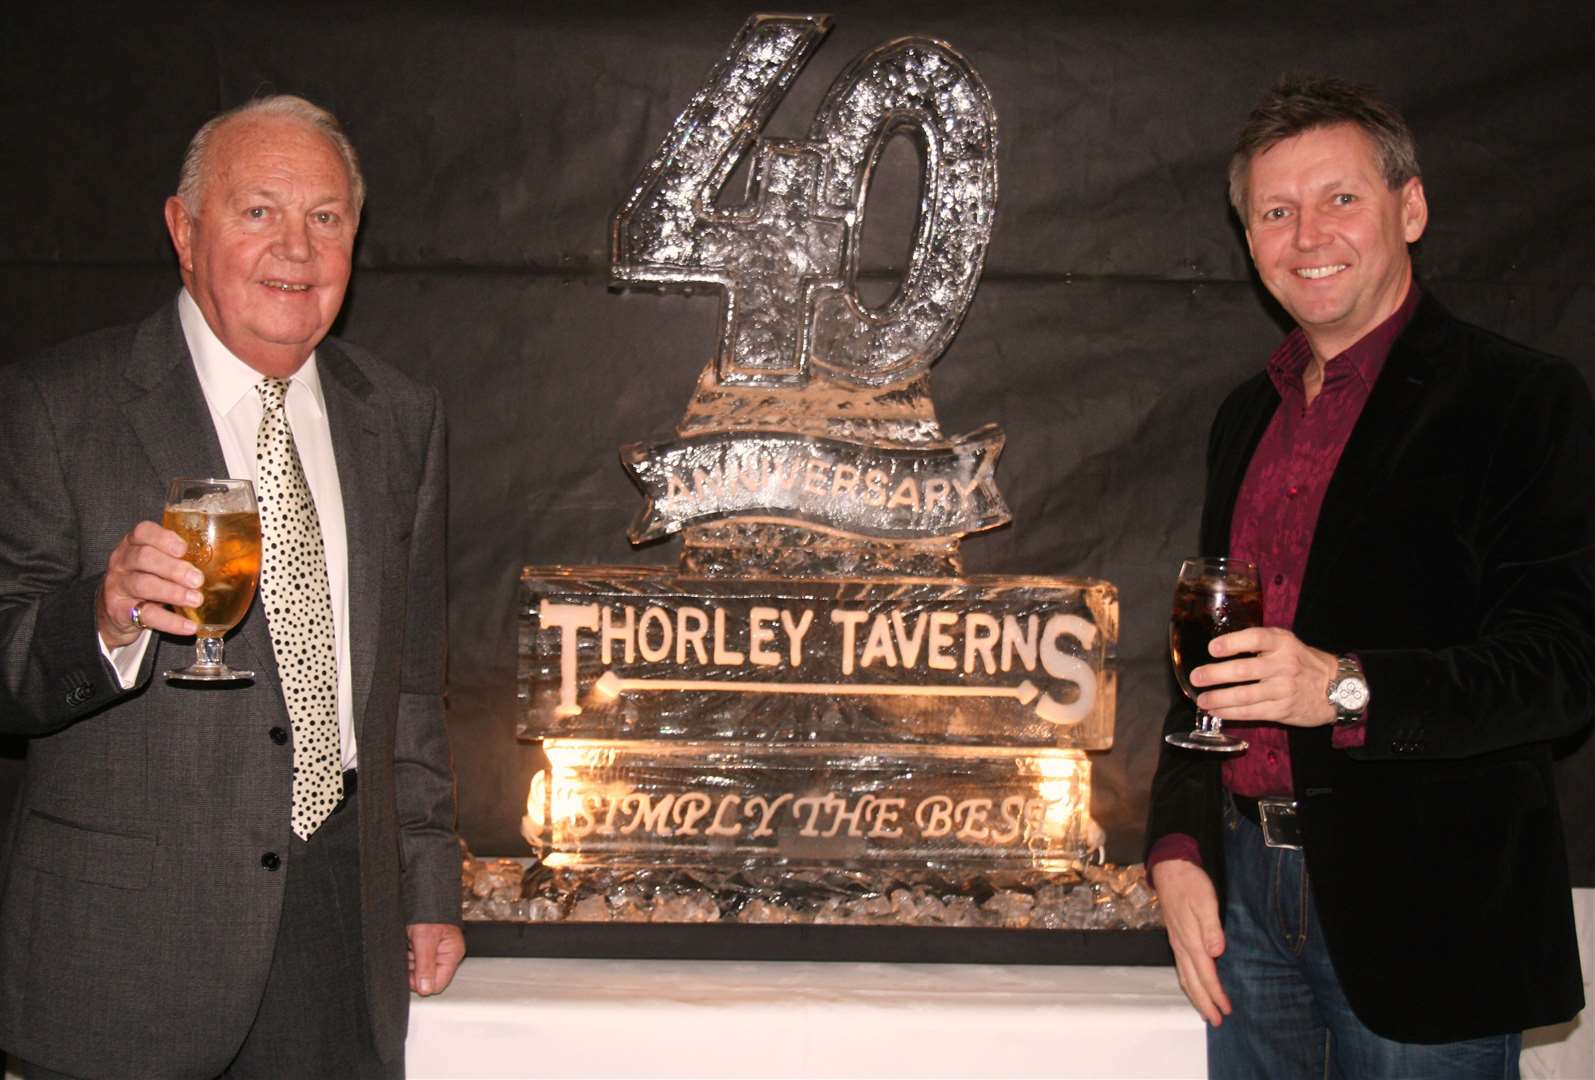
[1522,886,1594,1079]
[408,888,1594,1080]
[407,957,1203,1079]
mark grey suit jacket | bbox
[0,298,459,1076]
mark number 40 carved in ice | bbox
[611,14,998,390]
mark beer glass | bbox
[161,477,261,682]
[1166,557,1262,752]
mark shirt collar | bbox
[1266,281,1421,399]
[178,288,326,419]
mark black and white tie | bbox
[256,377,342,840]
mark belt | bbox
[1232,792,1302,850]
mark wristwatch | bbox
[1327,653,1370,723]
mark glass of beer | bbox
[161,477,261,682]
[1167,557,1263,752]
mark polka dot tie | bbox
[256,378,342,841]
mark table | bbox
[408,888,1594,1079]
[406,958,1204,1078]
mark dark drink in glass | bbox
[1166,557,1262,752]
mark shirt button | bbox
[1266,751,1278,765]
[1286,486,1300,498]
[269,727,288,745]
[1273,574,1285,586]
[261,852,281,871]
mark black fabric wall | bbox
[4,1,1591,880]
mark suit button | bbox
[269,727,288,745]
[66,685,94,706]
[261,852,281,871]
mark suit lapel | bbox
[1296,296,1450,623]
[120,302,229,494]
[119,300,275,674]
[317,340,385,742]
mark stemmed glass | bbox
[1166,556,1263,752]
[161,477,261,682]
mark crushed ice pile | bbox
[463,853,1162,931]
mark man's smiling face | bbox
[1244,122,1427,360]
[165,113,356,377]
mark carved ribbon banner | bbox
[622,424,1009,542]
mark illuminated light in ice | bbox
[1036,752,1088,841]
[526,769,547,829]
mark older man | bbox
[1147,76,1594,1078]
[0,95,463,1077]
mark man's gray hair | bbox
[176,94,366,218]
[1228,74,1420,219]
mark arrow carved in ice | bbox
[595,669,1046,705]
[590,669,1088,727]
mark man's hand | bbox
[1152,859,1231,1026]
[95,521,202,649]
[407,922,466,996]
[1192,626,1338,728]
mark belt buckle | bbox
[1256,798,1302,850]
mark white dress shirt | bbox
[103,291,358,769]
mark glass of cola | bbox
[1166,557,1262,753]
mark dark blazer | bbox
[0,299,459,1076]
[1148,294,1595,1043]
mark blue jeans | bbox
[1208,798,1522,1080]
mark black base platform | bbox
[463,921,1173,966]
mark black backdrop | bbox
[3,1,1591,881]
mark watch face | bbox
[1335,679,1369,711]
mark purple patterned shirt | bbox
[1149,285,1418,872]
